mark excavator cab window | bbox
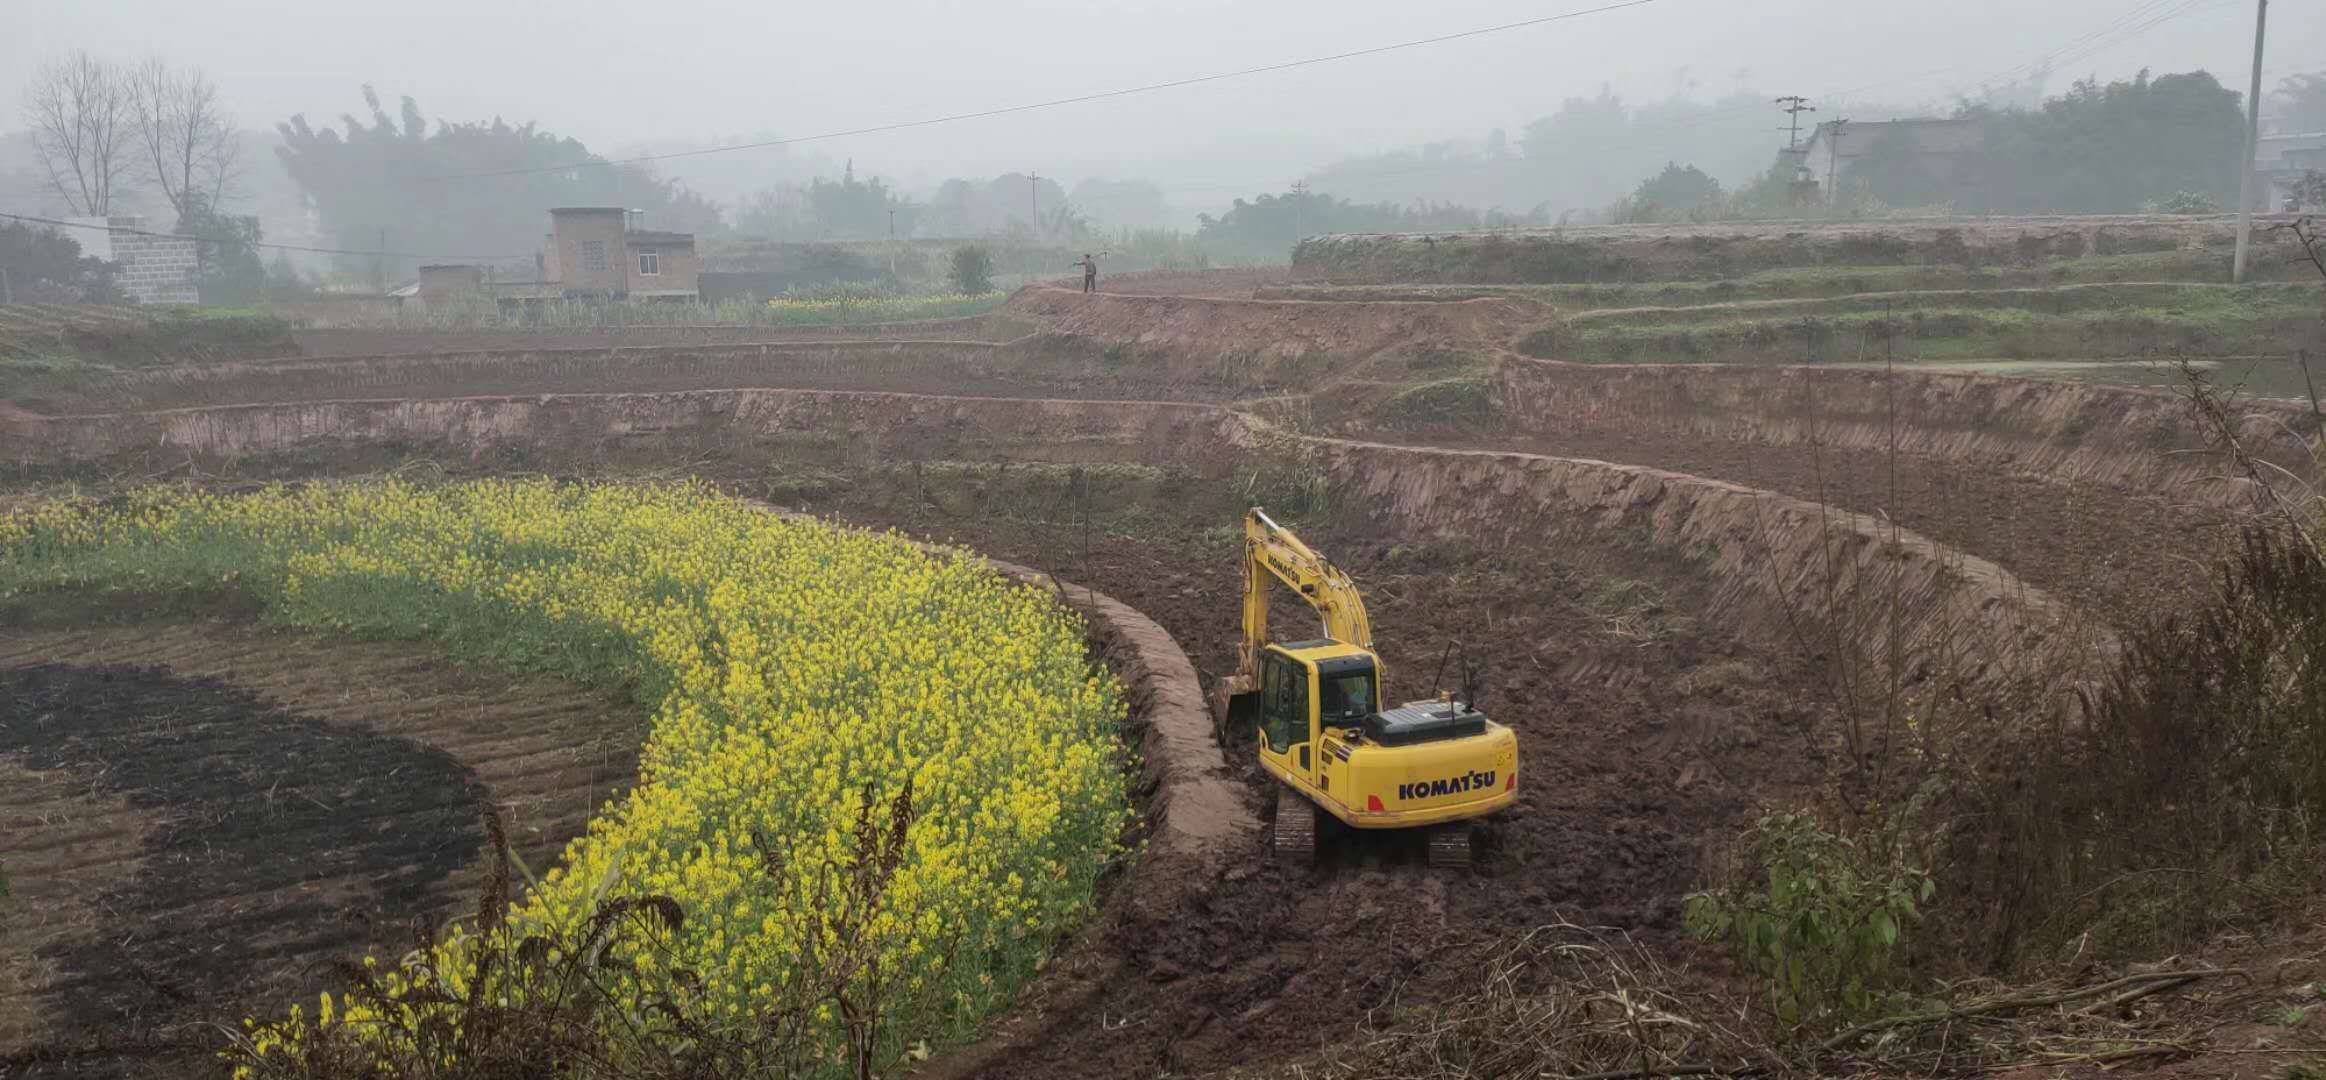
[1318,663,1378,729]
[1259,651,1309,755]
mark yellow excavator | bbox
[1216,508,1519,867]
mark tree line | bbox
[16,52,2326,298]
[1549,70,2297,226]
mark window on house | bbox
[580,240,607,271]
[637,248,659,276]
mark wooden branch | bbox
[1562,1065,1759,1080]
[1819,968,2245,1052]
[1977,1043,2185,1073]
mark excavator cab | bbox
[1255,642,1374,772]
[1216,509,1518,868]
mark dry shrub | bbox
[1725,300,2326,970]
[1944,525,2326,968]
[1306,920,1768,1080]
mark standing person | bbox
[1079,253,1098,294]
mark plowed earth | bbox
[0,617,638,1078]
[799,499,1830,1080]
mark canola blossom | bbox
[0,480,1130,1073]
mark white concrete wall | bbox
[107,217,200,305]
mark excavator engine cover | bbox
[1365,700,1489,747]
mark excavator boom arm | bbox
[1237,508,1375,684]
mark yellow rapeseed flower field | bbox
[0,479,1131,1076]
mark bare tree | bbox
[128,57,239,222]
[22,51,134,217]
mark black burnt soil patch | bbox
[0,663,485,1076]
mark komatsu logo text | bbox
[1398,770,1497,801]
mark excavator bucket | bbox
[1212,678,1258,751]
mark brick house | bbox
[538,207,698,301]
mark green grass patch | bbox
[1375,377,1496,427]
[1563,282,2319,327]
[1529,299,2321,366]
[1277,252,2317,309]
[0,304,300,406]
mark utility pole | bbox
[887,208,897,278]
[372,226,388,294]
[0,267,12,305]
[2232,0,2269,284]
[1775,95,1816,151]
[1824,119,1849,208]
[1291,180,1309,248]
[1028,173,1040,243]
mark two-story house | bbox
[538,207,699,301]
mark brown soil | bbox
[788,489,1832,1080]
[1091,267,1307,298]
[0,617,640,1078]
[27,341,1246,415]
[289,317,1001,358]
[0,760,145,1056]
[1384,424,2237,627]
[1010,285,1539,373]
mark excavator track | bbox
[1272,788,1317,864]
[1426,825,1473,870]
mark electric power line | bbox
[1979,0,2241,91]
[419,0,1663,183]
[1975,0,2193,89]
[0,211,528,261]
[1149,0,2252,202]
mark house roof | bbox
[1808,116,1983,160]
[626,230,695,246]
[550,206,627,215]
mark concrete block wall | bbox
[109,219,200,305]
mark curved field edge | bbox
[0,481,1135,1075]
[1002,284,2314,504]
[17,285,2313,515]
[2,387,2076,696]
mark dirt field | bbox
[289,317,1005,358]
[788,488,1832,1078]
[0,614,639,1077]
[0,243,2300,1077]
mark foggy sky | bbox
[7,0,2322,204]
